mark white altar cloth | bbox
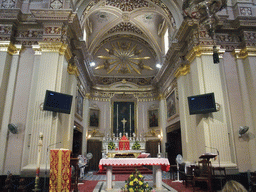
[99,158,170,190]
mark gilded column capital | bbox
[232,47,256,59]
[186,45,225,63]
[85,93,91,99]
[157,94,164,100]
[8,43,22,55]
[32,45,42,55]
[0,41,10,52]
[65,46,72,61]
[175,64,190,78]
[67,63,79,77]
[0,41,22,55]
[38,42,68,54]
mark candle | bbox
[130,104,131,137]
[106,144,108,154]
[158,143,160,154]
[117,104,119,137]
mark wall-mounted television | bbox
[187,93,217,115]
[43,90,73,114]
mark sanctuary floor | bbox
[78,172,208,192]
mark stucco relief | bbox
[1,0,15,9]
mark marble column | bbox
[0,42,22,174]
[159,95,167,156]
[82,93,90,155]
[21,42,76,175]
[176,45,236,167]
[233,48,256,170]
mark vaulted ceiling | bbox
[73,0,184,86]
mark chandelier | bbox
[182,0,227,63]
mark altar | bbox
[107,150,142,158]
[99,158,170,190]
[102,133,146,158]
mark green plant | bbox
[121,169,153,192]
[132,141,141,150]
[108,142,115,150]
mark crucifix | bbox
[121,118,127,134]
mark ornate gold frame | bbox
[166,88,179,121]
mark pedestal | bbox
[153,165,162,189]
[106,166,113,190]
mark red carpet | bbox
[78,175,207,192]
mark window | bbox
[164,28,169,54]
[83,28,87,41]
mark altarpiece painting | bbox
[113,102,134,137]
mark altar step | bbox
[96,165,153,175]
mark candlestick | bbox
[117,104,119,137]
[130,104,131,137]
[33,132,43,191]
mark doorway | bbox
[166,122,182,165]
[72,128,82,157]
[87,139,102,171]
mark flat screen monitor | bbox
[43,90,73,114]
[187,93,217,115]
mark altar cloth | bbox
[118,135,130,150]
[99,158,170,190]
[99,158,170,172]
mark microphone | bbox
[47,142,62,152]
[205,146,220,167]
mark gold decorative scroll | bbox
[175,64,190,78]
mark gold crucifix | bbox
[121,118,127,134]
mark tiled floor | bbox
[78,171,200,192]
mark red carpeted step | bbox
[96,165,153,175]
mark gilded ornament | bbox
[232,47,256,59]
[175,64,190,78]
[96,41,152,75]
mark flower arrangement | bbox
[132,141,141,150]
[121,169,153,192]
[108,142,115,150]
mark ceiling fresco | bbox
[76,0,181,86]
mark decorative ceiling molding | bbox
[93,34,157,58]
[83,0,175,25]
[107,22,144,36]
[105,0,149,12]
[94,76,154,85]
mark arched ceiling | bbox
[73,0,184,86]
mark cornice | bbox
[38,42,67,53]
[175,18,199,42]
[0,8,22,21]
[30,9,73,22]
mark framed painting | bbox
[89,108,99,127]
[166,88,178,121]
[75,90,83,120]
[148,109,159,128]
[113,102,134,137]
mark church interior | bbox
[0,0,256,191]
